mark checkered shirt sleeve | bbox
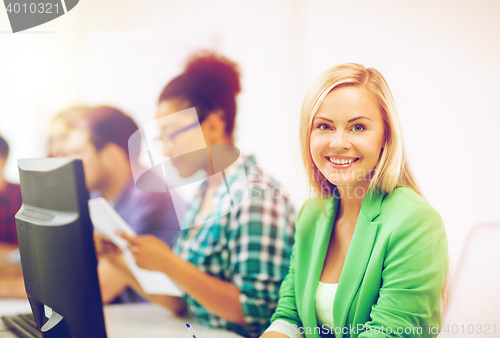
[225,178,296,335]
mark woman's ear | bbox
[201,110,226,144]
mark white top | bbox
[315,282,338,328]
[264,281,338,337]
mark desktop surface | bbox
[0,301,243,338]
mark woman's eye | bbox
[317,123,331,131]
[351,124,365,132]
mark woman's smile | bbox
[325,155,360,169]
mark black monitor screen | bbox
[15,158,107,338]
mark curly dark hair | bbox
[158,51,241,136]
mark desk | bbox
[0,300,243,337]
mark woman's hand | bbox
[94,231,121,258]
[119,233,172,272]
[259,332,289,338]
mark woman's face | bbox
[309,85,386,192]
[156,98,208,177]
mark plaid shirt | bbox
[0,183,22,245]
[172,155,295,338]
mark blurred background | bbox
[1,0,499,277]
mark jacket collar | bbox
[313,186,385,220]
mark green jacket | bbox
[270,187,448,337]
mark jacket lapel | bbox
[302,196,338,332]
[333,190,385,333]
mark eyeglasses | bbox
[155,119,202,146]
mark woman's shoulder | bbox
[225,154,296,230]
[388,186,424,202]
[382,186,438,216]
[379,186,444,236]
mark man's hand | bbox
[119,233,172,272]
[94,231,121,258]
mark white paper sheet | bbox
[88,197,184,297]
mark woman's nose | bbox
[329,130,351,150]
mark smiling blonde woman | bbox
[261,63,449,338]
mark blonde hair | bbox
[299,63,450,319]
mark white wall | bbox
[1,0,499,269]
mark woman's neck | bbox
[336,179,370,222]
[205,171,223,187]
[200,141,238,212]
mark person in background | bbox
[261,63,449,338]
[0,134,25,298]
[99,52,296,338]
[48,106,89,158]
[58,106,184,304]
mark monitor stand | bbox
[28,296,71,338]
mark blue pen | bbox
[186,323,197,338]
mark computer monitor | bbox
[15,158,107,338]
